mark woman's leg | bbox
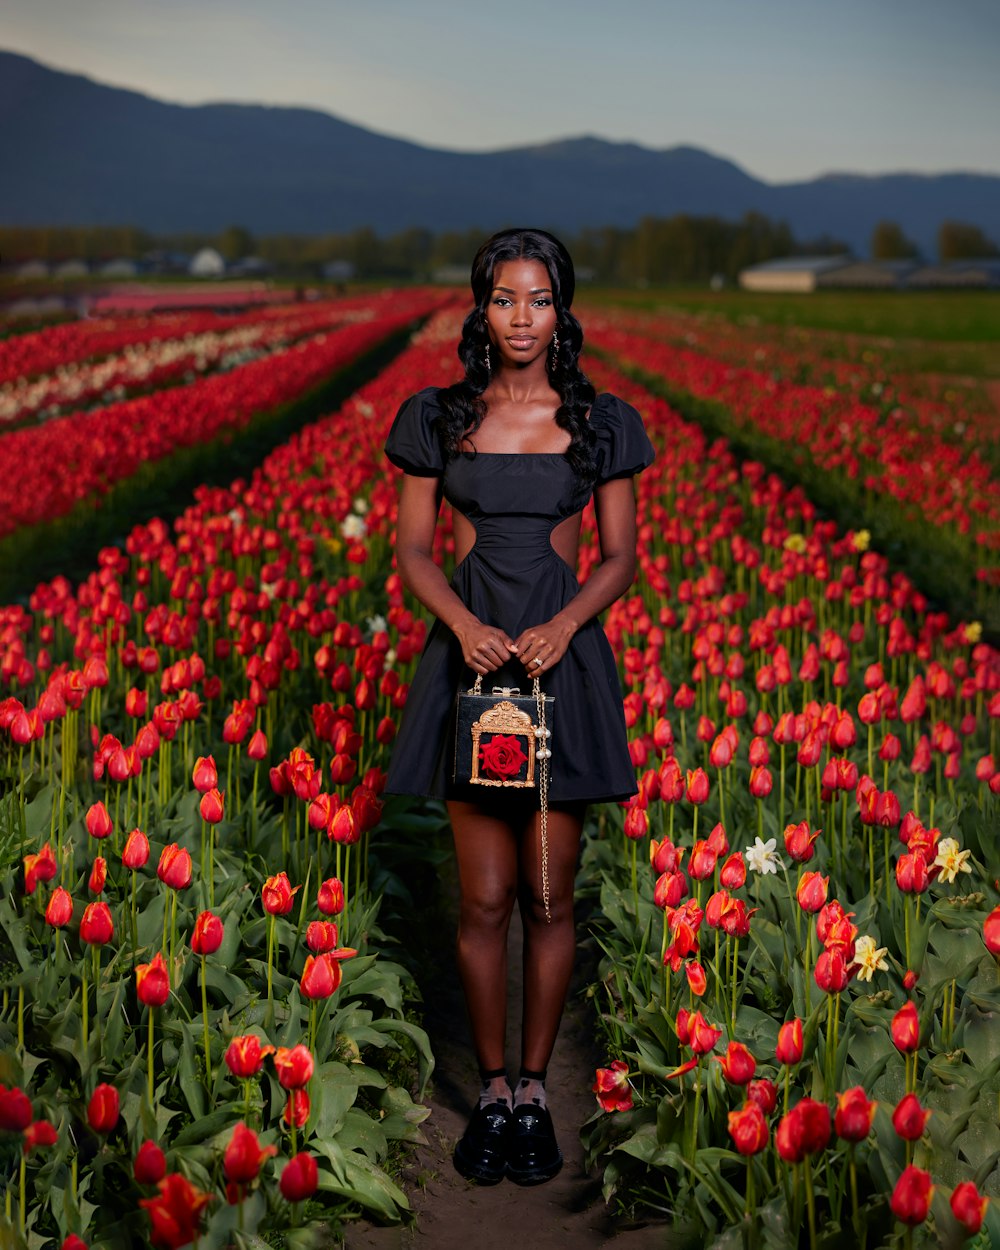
[447,797,520,1074]
[517,801,587,1079]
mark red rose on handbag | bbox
[479,734,528,781]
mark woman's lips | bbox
[506,336,536,348]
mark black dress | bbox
[383,387,655,805]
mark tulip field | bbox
[1,289,999,1248]
[583,305,1000,638]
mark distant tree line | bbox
[870,219,998,262]
[1,215,996,283]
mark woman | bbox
[384,228,654,1186]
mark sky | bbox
[4,0,999,182]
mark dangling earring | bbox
[550,329,560,362]
[484,342,491,375]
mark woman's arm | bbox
[395,473,519,675]
[513,476,638,670]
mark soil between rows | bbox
[341,856,668,1250]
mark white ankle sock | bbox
[514,1077,546,1109]
[478,1075,512,1109]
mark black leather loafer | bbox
[506,1103,563,1185]
[453,1101,512,1185]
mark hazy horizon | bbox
[4,0,999,182]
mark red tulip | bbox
[87,1083,119,1134]
[134,1140,167,1185]
[775,1097,830,1163]
[23,1119,58,1154]
[85,801,113,840]
[223,1121,277,1184]
[776,1018,804,1065]
[262,871,299,915]
[190,911,224,955]
[317,877,345,915]
[686,1012,722,1056]
[714,1041,756,1085]
[892,1093,930,1141]
[279,1152,318,1202]
[891,1001,920,1053]
[122,828,150,870]
[796,871,829,913]
[896,852,930,894]
[191,756,218,793]
[890,1165,933,1226]
[156,844,192,890]
[61,1236,89,1250]
[45,886,73,928]
[783,821,819,863]
[657,757,686,802]
[748,765,772,798]
[623,801,649,840]
[300,952,342,1000]
[748,1078,777,1114]
[592,1060,632,1112]
[274,1044,314,1089]
[0,1085,33,1131]
[717,851,745,890]
[814,948,851,994]
[727,1101,769,1155]
[685,768,710,804]
[88,857,107,894]
[329,805,359,845]
[247,730,268,761]
[834,1087,876,1142]
[23,842,58,894]
[199,788,224,824]
[688,839,717,880]
[306,920,339,953]
[284,1087,311,1128]
[224,1035,275,1079]
[685,961,707,997]
[79,901,113,945]
[950,1180,988,1236]
[136,953,170,1008]
[139,1172,214,1248]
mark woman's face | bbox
[484,257,558,370]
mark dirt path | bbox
[342,888,666,1250]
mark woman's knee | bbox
[459,881,517,933]
[519,877,574,929]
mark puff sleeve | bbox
[384,387,446,477]
[592,393,656,485]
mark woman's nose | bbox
[510,303,532,325]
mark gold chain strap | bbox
[533,675,552,924]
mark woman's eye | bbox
[533,298,552,307]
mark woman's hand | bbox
[452,619,520,675]
[513,614,577,674]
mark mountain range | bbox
[2,49,999,255]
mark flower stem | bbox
[148,1007,155,1104]
[201,954,211,1086]
[266,913,276,1010]
[804,1155,817,1250]
[81,955,89,1052]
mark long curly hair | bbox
[437,228,598,487]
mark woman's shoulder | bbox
[399,384,446,412]
[589,391,644,428]
[588,392,655,482]
[384,386,448,476]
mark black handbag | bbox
[453,673,554,920]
